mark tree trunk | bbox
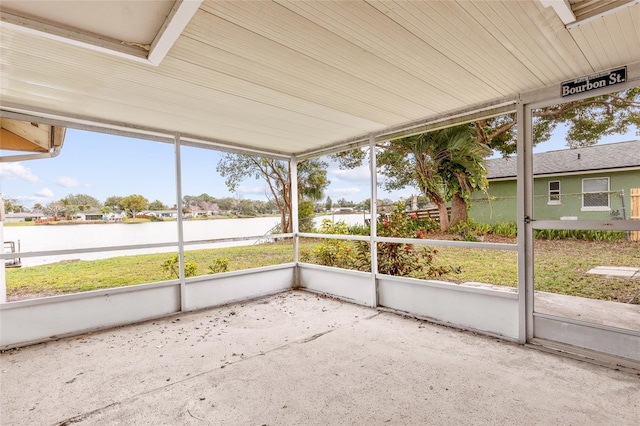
[449,193,468,228]
[437,202,450,232]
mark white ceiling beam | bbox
[148,0,203,66]
[540,0,576,25]
[567,0,640,29]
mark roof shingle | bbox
[486,140,640,179]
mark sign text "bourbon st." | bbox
[561,67,627,98]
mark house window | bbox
[582,177,610,211]
[548,181,561,205]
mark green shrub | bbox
[304,207,459,278]
[208,257,229,274]
[405,213,440,233]
[347,223,370,236]
[534,229,625,241]
[161,254,198,278]
[300,220,358,269]
[298,200,315,233]
[448,218,491,242]
[491,221,517,237]
[356,203,459,278]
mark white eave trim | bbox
[0,10,149,61]
[0,0,202,66]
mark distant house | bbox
[469,140,640,224]
[4,211,45,222]
[105,212,126,222]
[140,210,179,219]
[76,210,103,221]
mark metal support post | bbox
[0,193,6,303]
[516,101,534,343]
[174,133,187,311]
[290,156,300,288]
[369,134,378,307]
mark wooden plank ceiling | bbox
[1,0,639,157]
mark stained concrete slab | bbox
[534,291,640,332]
[587,266,640,279]
[1,291,639,425]
[463,282,640,331]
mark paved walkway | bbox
[1,291,639,425]
[587,266,640,280]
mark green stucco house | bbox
[469,140,640,224]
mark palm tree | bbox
[380,125,490,231]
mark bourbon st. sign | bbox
[561,66,627,97]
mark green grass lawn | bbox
[432,247,518,286]
[6,242,297,300]
[6,239,639,304]
[3,221,36,227]
[432,239,640,303]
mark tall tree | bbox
[236,199,258,217]
[148,199,168,210]
[182,195,197,208]
[44,201,66,218]
[104,196,124,212]
[120,194,149,218]
[3,199,23,213]
[61,194,102,210]
[377,125,489,230]
[217,155,329,233]
[65,205,80,219]
[216,197,234,211]
[335,89,638,230]
[325,196,332,211]
[477,88,639,155]
[99,205,114,215]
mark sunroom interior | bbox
[1,0,639,372]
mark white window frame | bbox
[581,177,610,211]
[547,180,561,205]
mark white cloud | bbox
[328,187,361,196]
[329,165,371,183]
[237,185,267,196]
[56,176,89,188]
[328,165,387,185]
[13,187,56,206]
[36,187,54,198]
[0,162,39,182]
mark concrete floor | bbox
[1,291,639,425]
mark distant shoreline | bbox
[3,212,369,227]
[2,213,287,227]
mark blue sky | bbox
[1,129,381,208]
[1,124,637,209]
